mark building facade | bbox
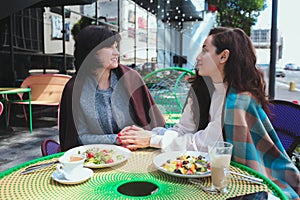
[0,0,209,86]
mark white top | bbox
[150,82,227,153]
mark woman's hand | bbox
[118,125,152,151]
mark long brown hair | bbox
[208,27,268,111]
[185,75,214,131]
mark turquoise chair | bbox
[143,67,195,127]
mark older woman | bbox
[59,25,165,151]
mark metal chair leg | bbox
[28,100,32,133]
[22,105,28,122]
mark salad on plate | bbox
[153,151,211,178]
[162,154,210,175]
[64,144,131,168]
[79,148,125,165]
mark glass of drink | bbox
[208,141,233,194]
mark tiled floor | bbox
[0,109,59,173]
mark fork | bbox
[188,179,219,194]
[21,160,59,174]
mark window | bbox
[0,8,43,52]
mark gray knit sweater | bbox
[74,71,135,144]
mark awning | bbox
[0,0,42,20]
[0,0,95,20]
[31,0,96,8]
[132,0,204,23]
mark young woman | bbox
[59,25,165,151]
[119,27,300,199]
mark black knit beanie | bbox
[73,25,120,71]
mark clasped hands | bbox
[117,125,152,151]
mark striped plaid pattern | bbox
[224,88,300,200]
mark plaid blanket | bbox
[223,88,300,200]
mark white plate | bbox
[153,151,211,178]
[52,168,93,185]
[64,144,132,169]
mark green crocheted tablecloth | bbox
[0,148,288,200]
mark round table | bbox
[0,148,288,200]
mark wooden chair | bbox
[8,74,71,129]
[143,67,195,127]
[41,138,61,156]
[267,99,300,157]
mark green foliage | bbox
[71,17,94,39]
[294,145,300,170]
[209,0,266,35]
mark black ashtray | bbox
[117,181,158,197]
